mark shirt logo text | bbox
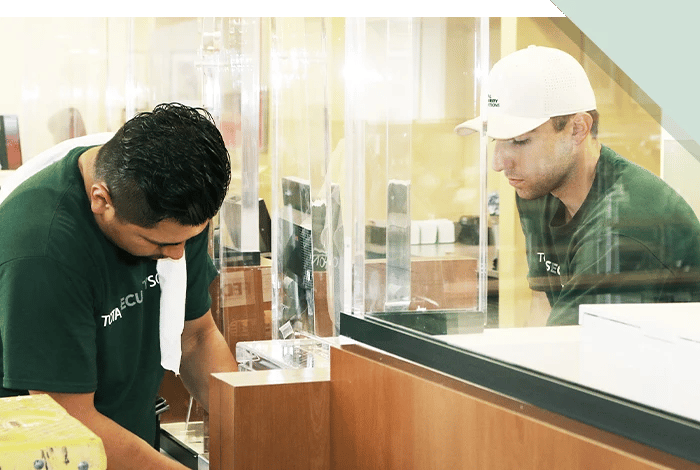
[101,273,160,327]
[537,252,561,276]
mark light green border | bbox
[0,0,562,17]
[551,0,700,149]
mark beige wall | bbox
[0,18,118,160]
[0,18,197,163]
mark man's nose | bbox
[492,142,509,172]
[161,243,185,260]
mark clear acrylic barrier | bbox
[267,18,489,340]
[270,18,342,339]
[235,335,331,371]
[337,16,700,463]
[202,15,700,464]
[343,18,490,330]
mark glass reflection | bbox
[340,16,700,433]
[457,45,700,326]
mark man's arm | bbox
[527,290,551,327]
[179,310,238,410]
[28,390,190,470]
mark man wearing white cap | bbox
[456,45,700,326]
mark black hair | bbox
[551,109,599,139]
[94,102,231,228]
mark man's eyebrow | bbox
[142,236,183,247]
[511,131,534,140]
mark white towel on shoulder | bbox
[156,255,187,375]
[0,133,187,374]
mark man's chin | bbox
[516,188,548,200]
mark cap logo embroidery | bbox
[487,94,499,108]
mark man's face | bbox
[101,217,209,260]
[491,119,575,200]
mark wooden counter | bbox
[329,342,700,470]
[209,367,330,470]
[207,338,700,469]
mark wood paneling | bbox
[206,341,699,469]
[330,344,700,470]
[209,368,330,470]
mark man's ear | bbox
[88,182,115,219]
[571,112,593,145]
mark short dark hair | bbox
[551,109,599,138]
[95,102,231,228]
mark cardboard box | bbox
[160,263,273,426]
[364,257,477,312]
[211,263,273,351]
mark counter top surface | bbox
[439,320,700,424]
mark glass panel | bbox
[441,16,700,421]
[270,18,339,339]
[4,18,203,164]
[344,17,489,333]
[12,18,119,158]
[200,17,265,268]
[196,17,273,358]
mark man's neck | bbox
[78,146,101,194]
[553,139,602,223]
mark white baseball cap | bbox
[455,45,597,140]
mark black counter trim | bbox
[340,312,700,464]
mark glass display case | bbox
[247,17,700,463]
[236,335,331,371]
[338,17,700,465]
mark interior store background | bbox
[2,15,700,469]
[3,17,697,326]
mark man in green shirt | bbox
[455,46,700,326]
[0,103,238,469]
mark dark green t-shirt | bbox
[517,145,700,326]
[0,147,218,445]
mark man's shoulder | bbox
[0,181,97,267]
[589,146,700,248]
[597,145,692,210]
[598,145,665,188]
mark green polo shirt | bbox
[0,147,217,445]
[517,145,700,325]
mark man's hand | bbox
[527,290,551,327]
[28,390,190,470]
[179,310,238,410]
